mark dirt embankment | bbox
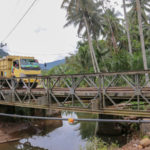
[0,115,62,144]
[118,131,150,150]
[118,120,150,150]
[0,121,31,143]
[119,138,150,150]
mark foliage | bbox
[80,137,118,150]
[43,0,150,76]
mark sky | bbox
[0,0,123,63]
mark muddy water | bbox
[0,112,127,150]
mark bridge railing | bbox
[0,70,150,111]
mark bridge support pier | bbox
[37,96,49,105]
[140,119,150,136]
[46,109,53,116]
[91,99,99,110]
[96,115,123,136]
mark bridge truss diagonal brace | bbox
[105,93,117,106]
[20,79,37,103]
[103,75,118,92]
[6,79,23,103]
[140,94,150,105]
[73,76,84,90]
[62,77,87,108]
[45,77,62,107]
[121,75,136,91]
[0,91,6,101]
[88,75,103,109]
[125,94,136,105]
[86,76,98,89]
[0,80,6,101]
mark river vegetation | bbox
[80,137,118,150]
[43,0,150,76]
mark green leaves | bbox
[44,0,150,75]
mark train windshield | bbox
[20,59,40,70]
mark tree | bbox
[61,0,100,73]
[123,0,132,54]
[102,8,122,52]
[136,0,149,83]
[126,0,150,24]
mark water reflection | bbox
[0,111,127,150]
[19,112,87,150]
[76,112,97,139]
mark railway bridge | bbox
[1,70,150,117]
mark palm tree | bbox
[126,0,150,24]
[143,24,150,49]
[61,0,100,73]
[123,0,132,55]
[102,8,122,52]
[76,41,92,72]
[136,0,149,83]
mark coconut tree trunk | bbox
[111,30,118,52]
[136,0,149,83]
[123,0,132,55]
[95,39,108,72]
[83,14,100,73]
[101,2,118,52]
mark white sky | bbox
[0,0,123,63]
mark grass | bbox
[80,137,118,150]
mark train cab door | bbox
[12,60,20,77]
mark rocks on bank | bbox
[119,137,150,150]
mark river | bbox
[0,111,127,150]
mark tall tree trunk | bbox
[136,0,149,83]
[101,2,118,52]
[123,0,132,55]
[83,14,100,73]
[111,30,118,52]
[95,39,108,72]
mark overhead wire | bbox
[11,0,30,18]
[2,0,39,43]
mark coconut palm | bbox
[136,0,149,83]
[143,24,150,49]
[126,0,150,24]
[123,0,132,54]
[61,0,101,73]
[102,8,123,52]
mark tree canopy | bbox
[45,0,150,75]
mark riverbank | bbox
[1,111,150,150]
[0,121,31,143]
[118,121,150,150]
[0,115,62,144]
[119,137,150,150]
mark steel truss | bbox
[0,70,150,113]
